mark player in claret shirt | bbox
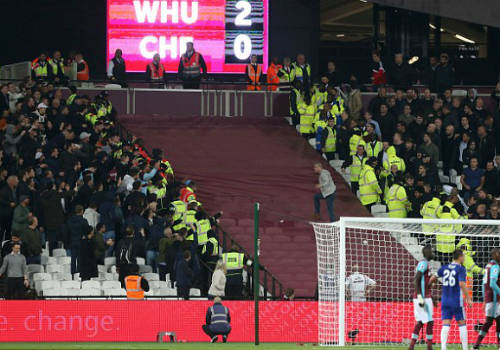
[409,245,438,350]
[438,249,472,350]
[473,248,500,350]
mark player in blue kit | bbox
[438,249,472,350]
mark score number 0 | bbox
[234,1,252,60]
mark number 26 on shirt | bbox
[443,269,456,286]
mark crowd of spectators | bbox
[288,53,500,223]
[0,76,228,299]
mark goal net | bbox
[313,217,500,346]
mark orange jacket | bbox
[77,60,89,81]
[125,275,144,300]
[267,63,282,91]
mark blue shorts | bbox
[441,305,465,321]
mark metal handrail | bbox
[214,223,283,299]
[115,122,285,299]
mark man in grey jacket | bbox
[313,163,336,222]
[0,242,29,299]
[3,124,26,155]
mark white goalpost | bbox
[313,217,500,347]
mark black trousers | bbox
[225,284,242,299]
[0,215,12,241]
[177,286,190,300]
[202,324,230,339]
[183,79,201,89]
[350,181,359,194]
[364,203,375,213]
[324,152,336,161]
[6,277,25,300]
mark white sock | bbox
[441,325,450,350]
[459,324,468,350]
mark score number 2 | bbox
[234,1,252,60]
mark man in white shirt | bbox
[346,265,376,301]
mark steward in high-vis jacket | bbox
[320,117,337,161]
[178,42,207,89]
[358,157,382,211]
[124,264,150,300]
[341,144,367,194]
[202,297,231,343]
[222,245,249,298]
[456,237,484,298]
[385,172,410,218]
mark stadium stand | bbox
[0,47,498,302]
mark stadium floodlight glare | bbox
[313,217,500,346]
[455,34,475,44]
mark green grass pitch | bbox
[0,343,498,350]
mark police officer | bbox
[124,264,150,300]
[222,245,248,298]
[202,297,231,343]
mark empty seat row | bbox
[42,287,201,297]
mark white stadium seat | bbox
[57,256,71,265]
[138,264,152,273]
[79,288,102,297]
[40,255,49,265]
[51,272,73,281]
[27,264,44,273]
[103,288,127,297]
[43,288,69,297]
[46,264,63,273]
[104,257,116,266]
[189,288,201,296]
[155,288,177,296]
[66,288,81,296]
[97,265,108,273]
[33,272,51,281]
[143,273,159,281]
[46,257,58,265]
[102,281,121,290]
[136,257,145,265]
[61,280,81,289]
[37,280,60,294]
[52,249,67,257]
[82,280,101,290]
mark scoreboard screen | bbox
[107,0,269,73]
